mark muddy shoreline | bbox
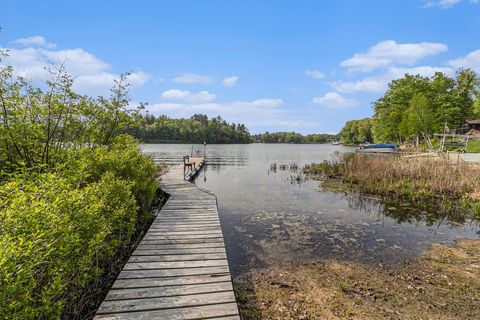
[234,239,480,319]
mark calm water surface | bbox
[142,143,480,276]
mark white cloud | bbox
[161,89,216,102]
[340,40,448,72]
[250,98,283,108]
[161,89,191,100]
[423,0,461,8]
[448,49,480,72]
[173,73,213,84]
[305,70,325,79]
[146,97,286,129]
[0,44,150,96]
[11,36,56,48]
[331,77,387,93]
[312,92,358,109]
[72,72,150,96]
[222,75,239,87]
[331,66,454,93]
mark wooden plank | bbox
[156,217,220,221]
[150,221,220,225]
[129,253,227,262]
[155,219,220,222]
[117,266,231,279]
[134,249,226,256]
[144,232,223,237]
[157,215,220,220]
[161,205,217,207]
[135,243,226,250]
[96,291,236,314]
[105,282,233,301]
[134,248,226,256]
[143,234,223,240]
[148,226,221,230]
[147,228,222,232]
[162,206,218,209]
[145,232,223,236]
[140,239,225,245]
[124,260,228,270]
[112,275,232,289]
[149,224,221,229]
[148,225,221,230]
[159,211,219,215]
[95,303,240,320]
[160,209,218,213]
[164,200,215,202]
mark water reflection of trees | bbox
[346,194,473,227]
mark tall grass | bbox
[304,154,480,216]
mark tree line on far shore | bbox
[131,114,250,144]
[131,114,337,144]
[339,69,480,145]
[251,132,337,144]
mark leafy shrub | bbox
[0,137,159,319]
[63,135,159,227]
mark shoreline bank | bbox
[234,239,480,319]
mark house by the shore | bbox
[462,119,480,133]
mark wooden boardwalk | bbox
[95,160,240,320]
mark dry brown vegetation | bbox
[235,239,480,320]
[303,154,480,217]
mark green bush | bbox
[0,136,159,319]
[63,135,159,226]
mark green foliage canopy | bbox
[131,114,250,144]
[251,132,337,144]
[339,69,480,144]
[339,118,373,145]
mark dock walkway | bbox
[95,160,240,320]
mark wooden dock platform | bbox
[184,156,205,181]
[94,159,240,320]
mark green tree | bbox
[339,118,373,144]
[368,69,480,144]
[399,93,434,144]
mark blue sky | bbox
[1,0,480,134]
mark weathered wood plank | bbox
[140,238,225,245]
[94,303,240,320]
[117,266,231,279]
[150,220,220,225]
[96,291,236,314]
[135,243,226,250]
[124,260,229,270]
[144,232,224,237]
[133,249,226,256]
[129,253,227,262]
[145,229,222,234]
[143,234,224,240]
[148,226,221,230]
[105,282,234,301]
[112,274,232,289]
[157,215,220,220]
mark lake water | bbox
[142,143,480,276]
